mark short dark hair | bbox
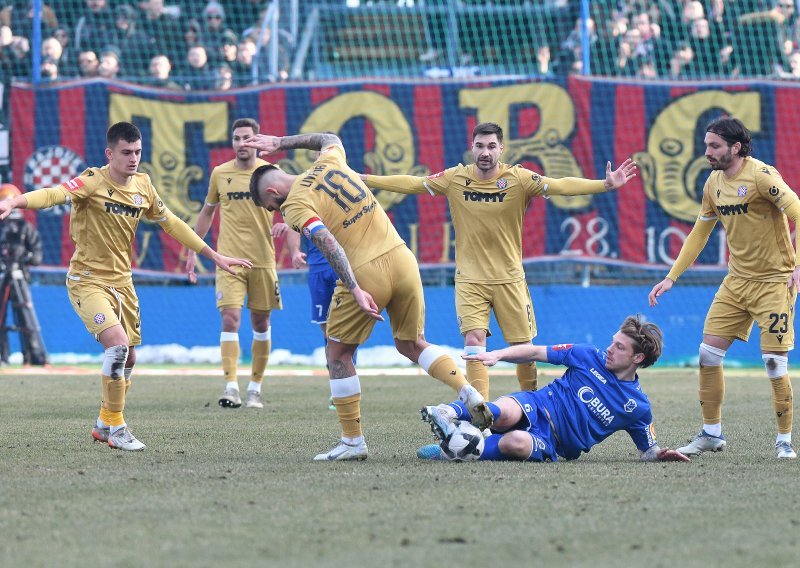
[232,117,259,134]
[472,122,503,144]
[706,117,752,157]
[106,122,141,147]
[619,315,663,368]
[249,164,280,207]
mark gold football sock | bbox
[428,354,469,392]
[466,360,490,400]
[251,339,270,384]
[516,361,538,392]
[699,366,725,425]
[221,340,240,384]
[101,375,126,427]
[333,393,362,439]
[770,375,793,434]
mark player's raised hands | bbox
[242,134,281,156]
[648,277,674,307]
[656,447,691,462]
[272,222,290,239]
[352,287,384,321]
[603,158,638,190]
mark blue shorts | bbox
[501,391,559,462]
[308,266,338,324]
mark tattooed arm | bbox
[243,133,342,155]
[309,227,383,321]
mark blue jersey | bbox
[534,344,656,460]
[304,237,329,273]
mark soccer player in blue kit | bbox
[419,316,690,463]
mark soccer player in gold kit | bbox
[0,122,252,451]
[245,131,490,461]
[363,122,638,400]
[649,117,797,460]
[185,118,281,410]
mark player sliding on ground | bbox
[0,122,252,451]
[245,131,490,461]
[418,316,690,463]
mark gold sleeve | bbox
[544,177,606,196]
[781,200,800,266]
[157,210,208,253]
[22,187,68,209]
[666,218,717,281]
[364,174,429,195]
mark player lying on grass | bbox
[418,315,690,463]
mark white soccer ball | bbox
[441,420,485,462]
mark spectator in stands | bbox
[685,16,729,77]
[39,55,59,82]
[668,40,694,78]
[781,50,800,78]
[74,0,116,54]
[242,16,291,82]
[555,16,596,75]
[3,35,31,79]
[147,54,182,89]
[214,62,233,90]
[0,1,58,40]
[734,0,794,77]
[182,44,213,90]
[590,10,629,75]
[52,26,77,76]
[77,48,100,77]
[139,0,183,67]
[109,4,150,76]
[231,36,255,85]
[218,30,238,68]
[183,18,203,52]
[41,36,63,70]
[98,45,121,79]
[201,1,233,65]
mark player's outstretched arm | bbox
[310,226,383,321]
[243,132,342,156]
[198,246,253,275]
[463,344,547,366]
[603,158,638,190]
[360,173,429,195]
[1,187,69,219]
[639,445,690,462]
[647,277,674,307]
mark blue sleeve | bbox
[546,343,595,367]
[626,409,657,452]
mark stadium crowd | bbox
[0,1,799,90]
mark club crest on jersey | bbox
[496,178,508,189]
[133,194,143,206]
[624,399,637,413]
[737,186,747,197]
[216,291,223,300]
[93,313,106,324]
[24,145,87,193]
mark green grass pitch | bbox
[1,367,798,567]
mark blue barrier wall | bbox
[11,283,767,366]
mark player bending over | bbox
[418,316,689,463]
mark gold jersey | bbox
[699,157,799,282]
[281,144,404,270]
[207,158,275,268]
[57,166,176,286]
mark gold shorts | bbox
[326,246,424,345]
[216,267,282,312]
[455,279,536,343]
[66,276,141,346]
[704,275,796,351]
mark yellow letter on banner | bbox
[459,83,590,210]
[109,93,229,225]
[635,90,760,222]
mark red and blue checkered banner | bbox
[11,78,800,272]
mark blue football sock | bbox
[486,402,501,421]
[478,434,505,461]
[448,400,470,420]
